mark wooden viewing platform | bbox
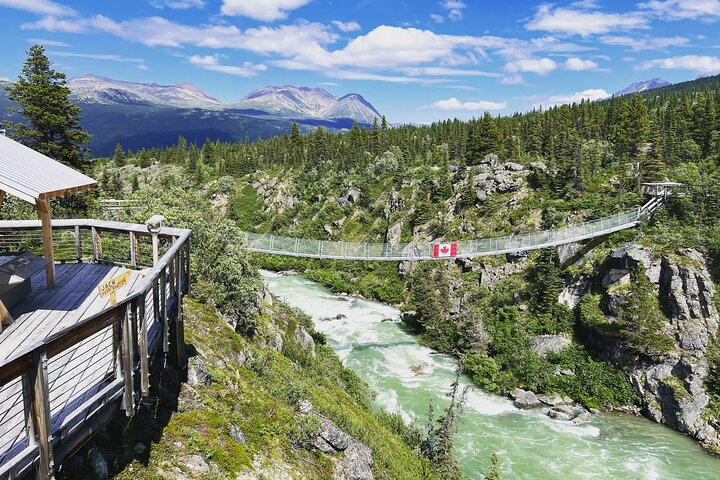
[0,219,191,480]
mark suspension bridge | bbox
[242,183,685,261]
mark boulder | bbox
[386,221,403,247]
[338,187,361,207]
[410,361,430,375]
[529,161,547,173]
[230,424,247,444]
[530,335,571,359]
[511,389,543,409]
[294,326,317,357]
[494,171,522,193]
[187,357,212,387]
[481,153,500,166]
[547,405,591,423]
[503,162,524,171]
[312,416,373,480]
[185,454,211,474]
[88,449,108,480]
[558,276,589,309]
[537,394,567,407]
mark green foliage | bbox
[3,45,91,169]
[615,266,676,356]
[484,453,502,480]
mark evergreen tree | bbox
[112,143,126,167]
[3,45,91,169]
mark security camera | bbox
[145,214,166,233]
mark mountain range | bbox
[0,75,383,156]
[0,74,697,156]
[613,77,671,97]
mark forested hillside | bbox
[96,73,720,454]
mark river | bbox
[261,270,720,479]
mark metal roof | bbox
[0,134,96,204]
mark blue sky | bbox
[0,0,719,123]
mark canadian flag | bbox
[433,243,457,258]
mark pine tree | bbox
[3,45,91,169]
[112,143,125,167]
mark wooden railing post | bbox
[25,349,54,479]
[74,226,82,263]
[138,293,150,396]
[185,238,191,296]
[130,232,137,267]
[120,305,135,416]
[174,251,186,369]
[160,268,168,354]
[91,227,99,261]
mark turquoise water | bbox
[262,271,720,479]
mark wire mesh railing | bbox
[244,208,642,261]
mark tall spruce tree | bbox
[3,45,91,169]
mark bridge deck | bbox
[0,264,155,471]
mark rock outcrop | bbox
[312,415,374,480]
[586,242,720,449]
[530,335,571,358]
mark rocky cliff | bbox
[579,242,720,449]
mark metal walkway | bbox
[244,185,679,261]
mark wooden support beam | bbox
[160,269,168,354]
[129,232,137,267]
[91,227,99,260]
[151,233,159,266]
[138,293,150,396]
[36,199,55,289]
[25,349,54,479]
[176,251,186,369]
[0,299,13,332]
[121,305,135,416]
[74,226,82,262]
[0,190,5,208]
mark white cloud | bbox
[565,57,599,70]
[527,3,647,36]
[27,37,70,47]
[638,54,720,74]
[0,75,10,82]
[0,0,75,16]
[430,13,445,23]
[424,97,506,111]
[599,35,690,51]
[138,64,149,70]
[47,50,143,63]
[189,54,267,76]
[332,20,361,32]
[151,0,205,9]
[537,88,610,108]
[501,74,524,84]
[505,57,557,75]
[400,66,501,77]
[441,0,466,21]
[220,0,312,22]
[639,0,720,20]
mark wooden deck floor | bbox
[0,263,147,468]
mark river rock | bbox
[537,394,567,407]
[511,388,543,409]
[530,335,571,358]
[547,405,591,423]
[230,424,247,444]
[410,361,430,375]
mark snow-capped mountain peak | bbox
[237,85,381,123]
[614,77,670,97]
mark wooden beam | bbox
[0,299,14,332]
[0,190,5,208]
[26,349,54,479]
[36,199,55,289]
[138,294,150,396]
